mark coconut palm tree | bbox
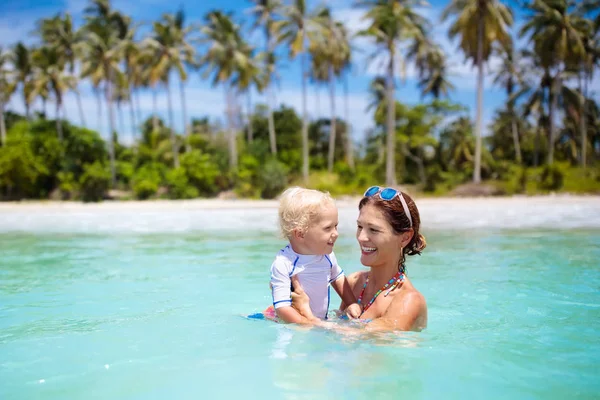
[143,13,192,168]
[199,11,252,170]
[0,47,15,147]
[358,0,430,186]
[492,40,523,164]
[118,16,142,143]
[408,34,454,99]
[38,12,86,127]
[12,43,34,120]
[442,0,513,183]
[165,9,196,152]
[31,46,76,141]
[279,0,315,181]
[80,0,126,186]
[233,47,264,144]
[248,0,282,155]
[519,0,587,165]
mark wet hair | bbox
[279,187,335,239]
[359,190,426,264]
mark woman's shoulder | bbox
[388,284,427,319]
[346,270,367,288]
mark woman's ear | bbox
[399,229,414,248]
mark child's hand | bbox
[345,303,362,319]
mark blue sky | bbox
[0,0,590,145]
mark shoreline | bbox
[0,193,598,211]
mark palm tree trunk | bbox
[105,77,117,187]
[247,90,253,143]
[55,100,63,141]
[96,89,103,137]
[404,147,426,186]
[327,70,336,173]
[42,98,47,118]
[301,50,309,182]
[134,89,142,129]
[511,118,522,164]
[118,102,125,141]
[547,74,559,165]
[473,10,484,184]
[343,75,354,170]
[385,47,397,187]
[166,81,179,168]
[129,98,137,143]
[179,78,190,153]
[267,85,277,155]
[315,84,321,120]
[534,123,541,167]
[225,86,238,170]
[76,91,86,128]
[0,99,6,147]
[579,72,587,168]
[152,88,159,132]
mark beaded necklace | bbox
[357,266,405,316]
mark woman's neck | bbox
[369,260,402,289]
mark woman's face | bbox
[356,203,403,268]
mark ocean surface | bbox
[1,198,599,399]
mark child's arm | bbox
[275,305,318,324]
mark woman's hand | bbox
[290,276,317,321]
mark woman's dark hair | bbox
[359,190,426,263]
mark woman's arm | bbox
[364,291,427,332]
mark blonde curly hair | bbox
[278,187,335,239]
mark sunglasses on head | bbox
[364,186,413,228]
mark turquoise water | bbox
[1,201,600,399]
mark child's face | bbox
[302,204,339,255]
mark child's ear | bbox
[293,229,305,239]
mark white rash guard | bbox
[270,244,344,319]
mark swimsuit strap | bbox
[357,268,405,317]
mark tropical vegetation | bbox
[0,0,599,201]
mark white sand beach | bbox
[1,195,599,233]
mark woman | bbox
[291,186,427,332]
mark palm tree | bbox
[31,46,76,141]
[311,10,353,173]
[248,0,282,155]
[166,10,196,152]
[520,0,587,165]
[143,12,192,168]
[233,48,264,143]
[12,43,34,120]
[279,0,314,181]
[408,34,454,99]
[0,47,15,147]
[492,40,523,164]
[81,0,125,186]
[38,12,86,127]
[358,0,430,186]
[115,15,140,143]
[199,11,251,170]
[576,0,599,167]
[442,0,513,183]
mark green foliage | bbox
[79,162,110,202]
[132,163,163,199]
[0,131,48,199]
[180,150,220,196]
[259,159,288,199]
[166,168,199,199]
[57,171,76,199]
